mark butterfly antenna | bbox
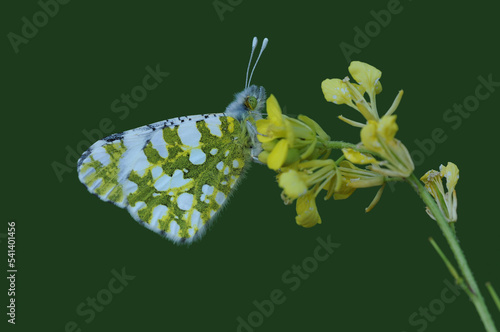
[248,37,268,87]
[245,37,258,88]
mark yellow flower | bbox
[329,161,356,200]
[278,169,308,199]
[421,170,443,199]
[321,61,408,132]
[361,115,397,153]
[322,61,386,127]
[256,94,286,143]
[333,160,386,211]
[350,115,414,178]
[321,78,355,107]
[295,190,322,228]
[322,63,414,179]
[256,95,291,170]
[275,159,339,227]
[421,162,459,222]
[257,95,331,170]
[322,78,377,125]
[278,160,336,199]
[348,61,382,99]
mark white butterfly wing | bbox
[78,114,251,244]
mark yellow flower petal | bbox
[257,95,288,143]
[255,118,269,132]
[278,169,308,198]
[360,120,382,153]
[420,170,441,184]
[266,94,284,126]
[256,118,286,143]
[295,190,322,228]
[341,148,377,165]
[321,78,353,106]
[440,162,459,192]
[333,179,356,200]
[256,119,273,143]
[267,139,288,170]
[377,115,398,141]
[360,116,398,154]
[420,169,443,201]
[348,61,382,96]
[352,83,367,96]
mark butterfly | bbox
[77,37,269,244]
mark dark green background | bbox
[2,0,499,331]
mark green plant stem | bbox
[428,237,474,298]
[450,222,456,235]
[325,141,374,156]
[486,283,500,313]
[407,173,497,332]
[428,237,462,281]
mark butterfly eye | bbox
[245,96,258,110]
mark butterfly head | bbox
[225,84,266,121]
[225,37,269,121]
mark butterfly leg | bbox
[245,119,264,163]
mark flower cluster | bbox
[256,95,334,227]
[277,160,336,227]
[252,58,479,332]
[256,92,386,227]
[322,61,414,178]
[256,95,330,170]
[256,61,458,229]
